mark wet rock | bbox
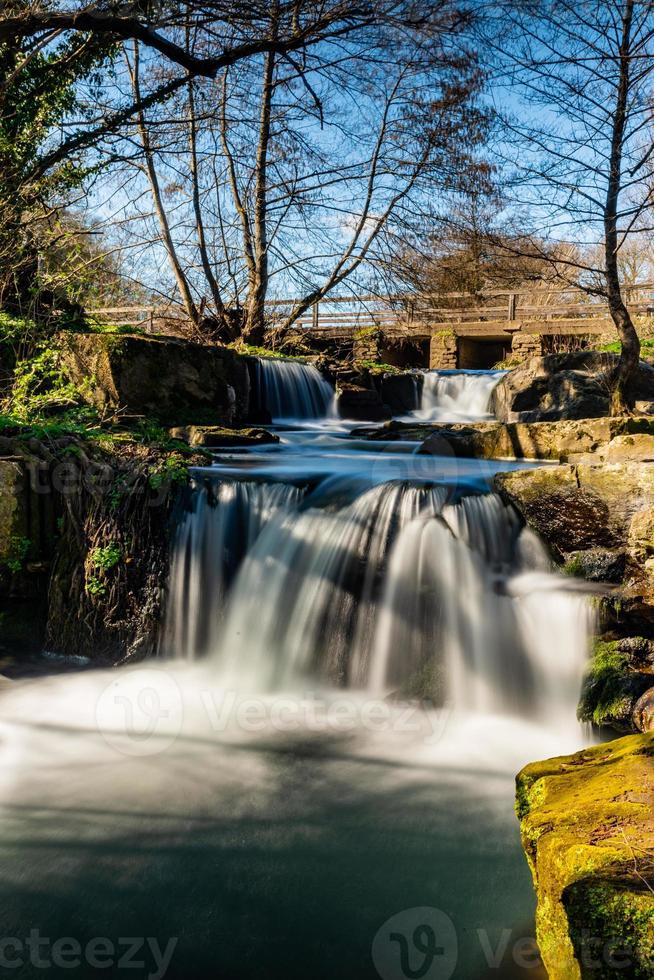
[617,636,654,668]
[633,687,654,731]
[563,548,626,583]
[495,461,654,561]
[377,373,420,414]
[494,466,617,557]
[491,351,654,422]
[336,385,392,421]
[516,733,654,980]
[170,425,279,448]
[59,332,251,426]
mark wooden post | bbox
[312,302,319,330]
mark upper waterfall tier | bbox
[255,357,334,420]
[411,369,505,422]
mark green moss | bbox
[577,637,654,731]
[516,734,654,979]
[231,343,308,361]
[566,878,654,978]
[578,639,632,727]
[354,359,401,375]
[0,535,31,574]
[563,555,586,578]
[81,317,145,336]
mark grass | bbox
[230,342,310,361]
[600,338,654,358]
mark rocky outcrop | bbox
[60,332,251,426]
[352,416,654,462]
[0,431,203,666]
[169,425,279,448]
[516,734,654,980]
[495,457,654,560]
[491,352,654,422]
[577,638,654,731]
[335,384,392,421]
[375,373,420,414]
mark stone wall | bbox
[510,331,544,360]
[429,330,457,368]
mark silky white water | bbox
[255,356,334,420]
[0,366,594,980]
[410,369,504,422]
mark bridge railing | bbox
[86,283,654,334]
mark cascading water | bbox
[215,481,448,690]
[162,479,303,659]
[0,394,596,980]
[411,368,504,421]
[255,357,334,420]
[163,473,592,739]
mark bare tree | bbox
[110,0,488,343]
[485,0,654,413]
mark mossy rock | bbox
[58,332,251,427]
[169,425,279,448]
[578,639,652,731]
[516,734,654,979]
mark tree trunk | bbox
[130,44,199,328]
[604,0,640,415]
[607,298,640,414]
[187,74,226,321]
[241,42,275,346]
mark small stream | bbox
[0,364,592,979]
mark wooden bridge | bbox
[89,283,654,369]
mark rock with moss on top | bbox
[516,733,654,980]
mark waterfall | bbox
[413,369,504,421]
[161,478,303,659]
[165,477,592,730]
[215,482,447,690]
[256,357,334,420]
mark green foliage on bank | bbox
[0,535,31,575]
[600,338,654,358]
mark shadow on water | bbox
[0,706,547,980]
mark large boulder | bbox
[376,373,420,414]
[491,351,654,422]
[169,425,278,448]
[494,464,619,556]
[335,384,392,421]
[516,733,654,980]
[60,332,251,426]
[495,460,654,560]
